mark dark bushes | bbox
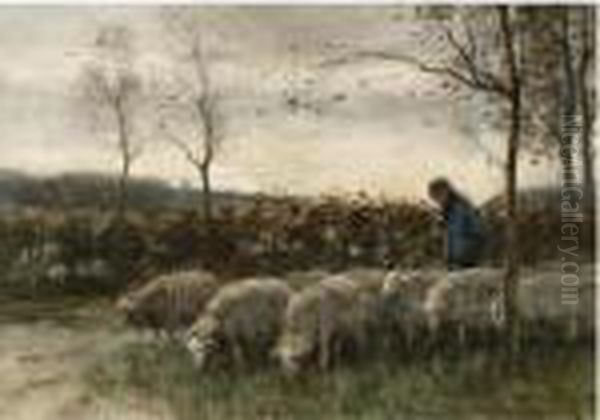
[1,188,593,296]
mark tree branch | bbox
[444,26,510,97]
[319,49,509,97]
[160,121,202,169]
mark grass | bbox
[86,340,594,420]
[0,293,121,331]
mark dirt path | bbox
[0,301,175,420]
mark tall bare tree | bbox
[498,7,522,352]
[157,14,224,228]
[557,7,595,260]
[79,25,144,218]
[321,6,524,349]
[575,8,596,259]
[518,7,595,258]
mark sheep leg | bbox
[232,341,246,370]
[151,327,163,341]
[318,328,331,371]
[405,325,415,355]
[353,326,368,362]
[164,325,176,342]
[567,315,579,343]
[457,323,466,350]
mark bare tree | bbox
[518,7,595,258]
[520,8,582,174]
[157,15,224,228]
[575,8,596,259]
[556,7,595,261]
[498,6,522,353]
[79,25,144,218]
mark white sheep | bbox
[115,269,219,337]
[275,273,383,374]
[185,278,293,370]
[518,263,595,341]
[382,267,506,349]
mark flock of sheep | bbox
[116,264,594,375]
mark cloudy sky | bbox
[0,6,557,202]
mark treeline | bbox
[1,195,439,295]
[1,180,593,297]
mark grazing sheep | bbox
[341,267,388,335]
[383,264,595,349]
[437,264,595,344]
[116,269,219,337]
[518,263,595,341]
[382,267,506,350]
[431,268,506,347]
[185,278,293,371]
[380,268,441,348]
[275,273,382,374]
[432,269,505,325]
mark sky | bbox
[0,6,559,203]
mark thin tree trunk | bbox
[200,163,213,227]
[499,6,521,354]
[578,8,595,261]
[581,90,595,262]
[117,158,130,219]
[560,9,580,210]
[115,96,131,221]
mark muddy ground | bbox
[0,298,175,420]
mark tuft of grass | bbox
[86,341,594,420]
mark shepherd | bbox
[428,177,486,270]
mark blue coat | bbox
[444,199,485,269]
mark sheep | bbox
[115,269,219,337]
[185,278,293,371]
[380,268,442,350]
[518,263,595,342]
[434,264,595,345]
[383,264,597,351]
[382,267,506,351]
[431,268,506,348]
[275,273,383,374]
[340,267,389,335]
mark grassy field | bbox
[0,292,594,420]
[1,280,594,420]
[87,339,594,420]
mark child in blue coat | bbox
[428,178,486,270]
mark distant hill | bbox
[1,169,572,218]
[0,170,264,213]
